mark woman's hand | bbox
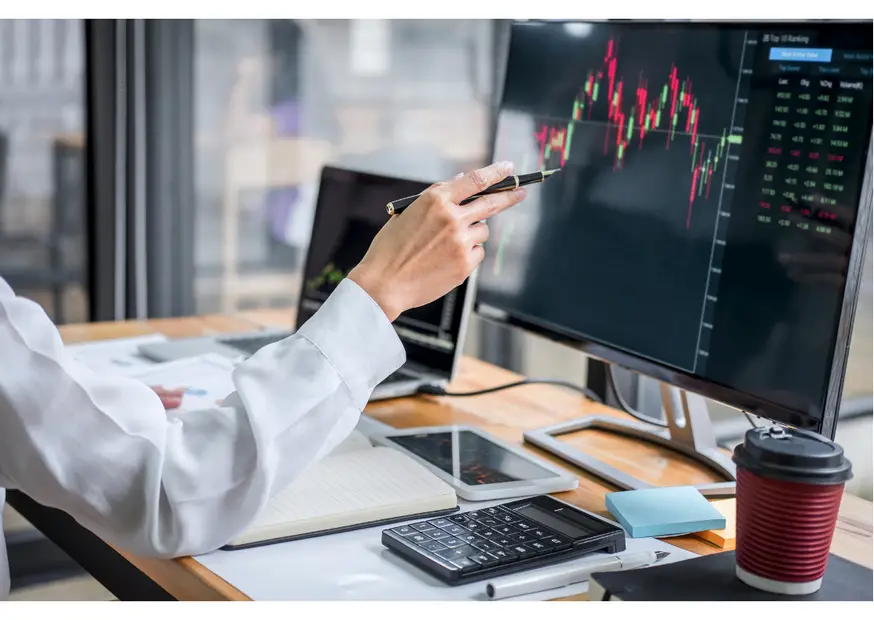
[348,161,527,320]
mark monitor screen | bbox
[477,21,873,431]
[297,166,469,376]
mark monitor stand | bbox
[523,382,737,498]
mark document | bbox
[124,354,237,412]
[66,334,167,376]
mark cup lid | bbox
[732,425,852,485]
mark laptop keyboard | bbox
[219,333,291,355]
[381,369,416,385]
[219,336,420,388]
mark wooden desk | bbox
[9,311,873,600]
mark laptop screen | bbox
[296,166,471,378]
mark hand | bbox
[348,161,527,320]
[151,386,184,410]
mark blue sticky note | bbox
[605,486,726,538]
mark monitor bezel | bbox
[477,19,873,438]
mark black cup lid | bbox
[732,425,853,485]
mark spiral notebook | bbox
[223,431,459,549]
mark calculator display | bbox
[388,430,559,485]
[514,504,601,539]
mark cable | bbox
[416,379,604,404]
[604,365,669,428]
[744,411,760,428]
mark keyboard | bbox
[381,495,626,585]
[219,333,291,355]
[381,369,417,385]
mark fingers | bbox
[468,221,490,246]
[470,244,485,266]
[463,188,528,222]
[151,386,184,410]
[446,161,514,203]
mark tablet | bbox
[370,426,579,501]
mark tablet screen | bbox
[387,431,559,485]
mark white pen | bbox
[485,550,670,600]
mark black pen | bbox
[385,169,561,216]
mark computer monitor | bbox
[296,166,472,379]
[476,20,872,491]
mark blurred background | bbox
[1,18,871,600]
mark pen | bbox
[484,549,670,600]
[385,168,561,216]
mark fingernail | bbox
[515,188,527,199]
[454,172,465,179]
[498,161,514,174]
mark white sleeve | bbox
[0,277,405,558]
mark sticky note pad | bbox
[694,498,737,549]
[605,486,726,538]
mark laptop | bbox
[138,165,475,401]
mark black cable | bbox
[604,365,669,429]
[744,411,760,428]
[417,379,604,404]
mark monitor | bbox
[477,20,873,438]
[297,166,473,378]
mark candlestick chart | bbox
[534,37,740,229]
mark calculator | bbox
[381,495,626,585]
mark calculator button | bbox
[459,533,485,545]
[478,517,501,527]
[435,545,477,562]
[441,537,465,548]
[494,537,515,547]
[464,521,486,532]
[491,548,517,563]
[546,535,572,550]
[498,513,518,524]
[508,532,533,543]
[526,540,552,554]
[479,529,501,539]
[469,553,500,568]
[444,524,468,536]
[412,522,436,532]
[474,540,500,552]
[530,529,552,539]
[483,507,503,516]
[495,525,517,536]
[427,529,450,540]
[510,544,535,558]
[466,512,481,520]
[449,514,470,524]
[405,533,430,544]
[450,557,479,572]
[513,520,535,531]
[393,526,415,536]
[428,519,452,529]
[419,540,447,553]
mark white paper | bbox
[66,334,167,376]
[124,354,237,412]
[194,498,698,601]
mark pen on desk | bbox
[385,168,561,216]
[485,550,670,601]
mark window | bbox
[191,19,495,314]
[0,19,86,324]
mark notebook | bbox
[605,486,726,538]
[223,431,459,549]
[589,551,873,601]
[694,498,737,549]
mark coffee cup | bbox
[732,425,852,595]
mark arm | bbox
[0,277,405,558]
